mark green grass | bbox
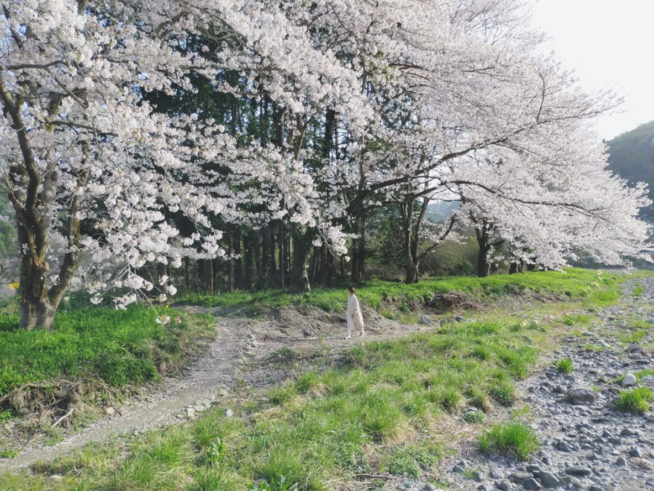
[2,311,558,489]
[619,329,647,344]
[633,286,644,297]
[562,314,592,326]
[478,421,539,460]
[633,369,654,380]
[0,304,213,402]
[615,387,653,414]
[0,268,632,488]
[555,358,573,374]
[175,268,621,313]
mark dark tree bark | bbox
[1,75,84,329]
[475,226,491,278]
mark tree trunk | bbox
[291,228,312,292]
[278,221,286,287]
[475,227,490,278]
[351,214,366,283]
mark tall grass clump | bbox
[615,387,653,414]
[555,358,573,374]
[478,421,539,460]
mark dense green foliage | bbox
[176,268,621,313]
[608,120,654,220]
[0,304,213,398]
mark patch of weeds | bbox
[634,369,654,381]
[470,345,490,360]
[478,421,539,460]
[333,442,370,473]
[268,384,296,405]
[631,319,652,329]
[463,411,485,423]
[0,449,18,458]
[387,451,420,477]
[385,443,442,477]
[619,330,647,344]
[437,387,461,412]
[555,358,573,374]
[562,314,591,326]
[271,347,296,363]
[0,409,16,422]
[465,387,490,412]
[615,387,653,414]
[509,406,531,420]
[294,372,321,394]
[489,381,515,406]
[633,286,644,297]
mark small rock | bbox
[104,407,116,416]
[567,386,597,405]
[619,428,638,437]
[554,440,572,452]
[489,468,504,479]
[627,342,641,352]
[630,458,653,471]
[565,465,591,477]
[538,471,562,488]
[495,481,509,491]
[223,408,234,418]
[621,373,637,387]
[455,315,465,322]
[615,457,626,466]
[522,477,542,489]
[508,472,532,483]
[50,475,64,481]
[469,470,482,482]
[628,446,641,457]
[186,407,195,418]
[418,315,432,325]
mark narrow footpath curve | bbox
[0,317,246,472]
[433,277,654,491]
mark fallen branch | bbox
[51,408,73,428]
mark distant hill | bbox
[607,121,654,221]
[426,200,460,222]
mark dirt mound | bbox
[428,292,477,313]
[263,304,400,340]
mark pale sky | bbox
[531,0,654,140]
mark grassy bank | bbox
[0,304,213,417]
[175,268,623,314]
[1,268,634,490]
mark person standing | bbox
[346,286,365,339]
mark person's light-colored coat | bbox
[347,294,365,336]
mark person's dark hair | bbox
[347,286,355,294]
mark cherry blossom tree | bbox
[0,0,354,328]
[1,0,650,330]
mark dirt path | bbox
[0,304,425,473]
